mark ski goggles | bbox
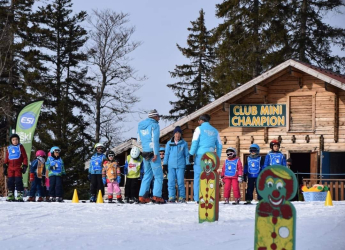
[96,147,104,150]
[54,149,61,153]
[226,152,235,157]
[250,149,258,153]
[108,154,115,158]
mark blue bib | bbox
[269,153,284,165]
[225,158,239,177]
[248,157,261,175]
[50,157,63,174]
[91,154,104,171]
[8,145,21,160]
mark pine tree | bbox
[211,0,291,98]
[34,0,92,198]
[288,0,345,73]
[166,9,215,121]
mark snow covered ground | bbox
[0,198,344,250]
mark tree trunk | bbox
[299,0,308,62]
[253,0,260,78]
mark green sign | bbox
[16,100,44,187]
[229,104,286,127]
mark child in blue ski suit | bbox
[263,140,286,168]
[163,126,189,203]
[244,144,264,204]
[89,143,107,202]
[46,146,66,202]
[27,150,46,202]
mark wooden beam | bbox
[264,96,268,143]
[222,102,230,112]
[289,66,303,78]
[253,85,268,96]
[334,94,339,143]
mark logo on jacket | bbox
[203,130,215,136]
[19,112,36,130]
[141,129,149,136]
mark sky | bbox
[72,0,345,142]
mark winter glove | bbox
[102,177,106,185]
[238,175,243,183]
[116,176,121,183]
[162,165,168,175]
[30,173,35,182]
[3,164,8,176]
[88,173,91,181]
[22,165,28,174]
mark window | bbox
[287,92,315,132]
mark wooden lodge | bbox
[157,59,345,201]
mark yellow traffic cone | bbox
[325,191,333,206]
[96,190,103,203]
[72,189,79,203]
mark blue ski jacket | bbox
[163,138,190,169]
[263,151,286,169]
[189,122,222,158]
[89,153,107,174]
[244,156,264,178]
[137,118,160,155]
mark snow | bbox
[0,199,344,250]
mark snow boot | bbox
[49,197,56,202]
[139,196,151,204]
[224,198,229,204]
[27,196,36,202]
[6,191,15,202]
[168,197,176,203]
[37,197,44,202]
[45,196,50,202]
[133,197,139,204]
[116,195,124,204]
[124,197,130,203]
[232,198,240,205]
[90,195,96,203]
[57,197,64,202]
[16,191,24,202]
[243,200,252,205]
[152,196,165,204]
[129,198,134,204]
[178,197,186,203]
[108,195,113,203]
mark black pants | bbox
[245,177,262,201]
[90,174,104,197]
[7,177,24,192]
[49,176,63,197]
[125,177,140,199]
[162,179,168,201]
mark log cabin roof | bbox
[160,59,345,138]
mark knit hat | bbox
[148,109,160,118]
[173,126,182,135]
[199,114,210,122]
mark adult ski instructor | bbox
[189,114,222,203]
[137,109,164,204]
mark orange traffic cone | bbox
[96,190,103,203]
[325,191,333,206]
[72,189,79,203]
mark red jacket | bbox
[4,144,28,169]
[221,157,243,179]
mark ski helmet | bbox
[36,150,46,158]
[50,146,61,153]
[226,147,237,157]
[10,133,20,144]
[130,146,140,159]
[270,140,280,149]
[94,143,105,149]
[249,144,260,154]
[106,150,115,158]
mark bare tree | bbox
[87,9,145,144]
[0,10,12,80]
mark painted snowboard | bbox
[254,165,298,250]
[199,152,219,223]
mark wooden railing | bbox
[303,179,345,201]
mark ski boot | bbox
[6,191,15,202]
[27,196,36,202]
[116,195,124,204]
[90,195,96,203]
[178,197,186,203]
[232,198,240,205]
[168,197,176,203]
[243,200,252,205]
[152,196,165,204]
[37,197,44,202]
[124,197,130,203]
[133,197,139,204]
[57,197,64,202]
[224,198,229,204]
[49,197,56,202]
[16,191,24,202]
[45,196,50,202]
[108,195,113,203]
[138,196,151,204]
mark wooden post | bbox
[236,136,240,156]
[264,96,268,143]
[334,94,339,143]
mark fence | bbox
[303,178,345,201]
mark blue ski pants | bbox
[139,157,163,198]
[168,168,185,199]
[193,154,202,202]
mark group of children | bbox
[3,133,66,202]
[3,134,286,204]
[219,139,287,204]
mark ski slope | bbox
[0,198,344,250]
